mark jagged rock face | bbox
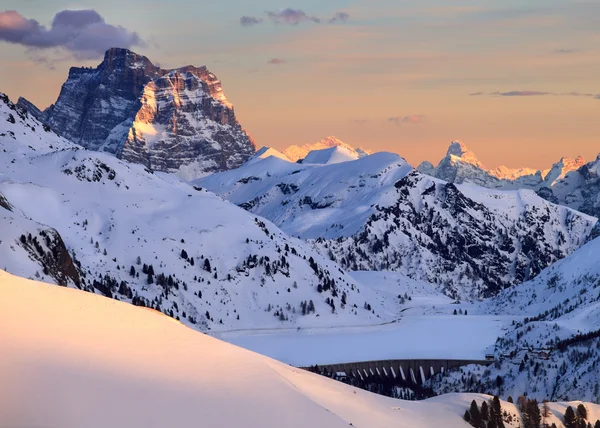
[543,155,600,220]
[34,48,255,178]
[119,70,253,173]
[315,171,596,299]
[419,141,588,197]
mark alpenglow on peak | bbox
[16,48,256,179]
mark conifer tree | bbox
[470,400,481,428]
[564,406,577,428]
[577,404,587,421]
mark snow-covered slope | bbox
[429,236,600,402]
[2,271,599,427]
[199,152,596,299]
[284,136,371,163]
[18,48,255,179]
[302,145,360,165]
[249,146,291,163]
[0,93,394,332]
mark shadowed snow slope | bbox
[2,269,497,428]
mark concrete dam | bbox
[303,358,494,385]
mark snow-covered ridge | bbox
[200,150,596,299]
[0,93,398,332]
[283,136,372,163]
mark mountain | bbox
[248,146,291,163]
[283,136,371,163]
[302,145,361,165]
[198,152,596,299]
[7,269,582,428]
[539,155,600,219]
[418,141,586,191]
[0,92,395,331]
[430,235,600,402]
[16,48,255,179]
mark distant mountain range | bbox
[418,140,600,221]
[199,146,595,299]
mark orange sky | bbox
[1,1,599,170]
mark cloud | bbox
[473,90,600,99]
[328,12,350,24]
[0,9,143,59]
[240,16,263,27]
[240,9,349,26]
[553,48,578,54]
[469,91,484,96]
[388,115,426,125]
[494,90,552,96]
[267,8,320,25]
[267,58,286,65]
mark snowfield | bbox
[0,269,548,428]
[215,314,510,367]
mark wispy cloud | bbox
[350,119,369,125]
[0,9,143,59]
[471,90,600,99]
[267,58,286,65]
[388,115,426,125]
[240,9,349,27]
[240,16,263,27]
[494,90,552,96]
[553,48,579,54]
[328,12,350,24]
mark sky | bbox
[1,0,599,169]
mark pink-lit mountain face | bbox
[17,48,255,179]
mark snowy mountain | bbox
[249,146,291,163]
[284,136,371,163]
[539,155,600,220]
[16,48,255,179]
[427,234,600,402]
[418,141,587,192]
[199,152,596,299]
[9,269,595,428]
[0,93,396,331]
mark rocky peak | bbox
[444,140,485,169]
[34,48,255,178]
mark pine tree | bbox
[470,400,481,428]
[508,396,514,404]
[180,249,188,259]
[147,272,153,285]
[594,421,600,428]
[203,258,211,272]
[564,406,577,428]
[481,401,489,421]
[492,396,505,428]
[129,266,135,277]
[527,399,541,428]
[464,410,471,423]
[136,256,141,265]
[577,404,588,421]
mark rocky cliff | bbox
[19,48,255,178]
